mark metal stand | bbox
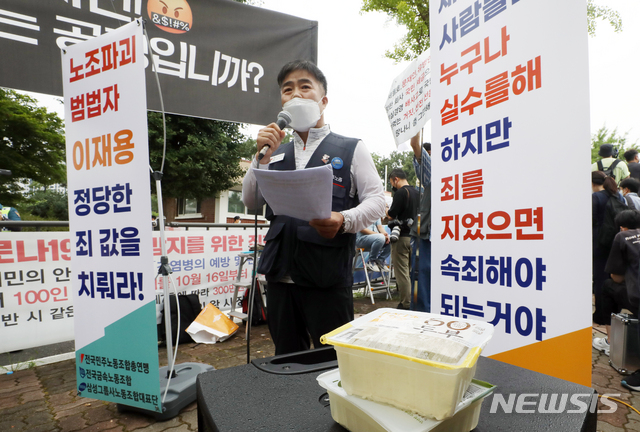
[117,171,213,419]
[355,248,391,304]
[229,251,267,340]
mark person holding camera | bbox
[387,169,418,309]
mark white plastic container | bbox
[320,308,494,420]
[317,368,495,432]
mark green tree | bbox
[372,150,417,190]
[237,131,295,161]
[591,125,639,164]
[23,185,69,220]
[361,0,430,62]
[587,0,622,36]
[0,89,66,204]
[362,0,622,62]
[147,113,247,199]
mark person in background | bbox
[408,131,432,312]
[387,168,418,310]
[233,216,242,223]
[356,219,391,272]
[602,209,640,391]
[592,144,629,185]
[0,203,21,232]
[592,171,624,326]
[624,149,640,181]
[592,210,639,356]
[620,178,640,210]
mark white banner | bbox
[0,229,267,353]
[430,0,592,386]
[150,229,266,308]
[0,233,73,353]
[62,20,162,410]
[385,49,431,148]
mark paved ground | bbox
[1,290,639,432]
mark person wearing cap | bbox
[233,215,242,223]
[591,143,629,185]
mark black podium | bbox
[196,347,597,432]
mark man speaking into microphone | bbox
[242,60,385,355]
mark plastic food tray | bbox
[317,368,495,432]
[320,308,494,420]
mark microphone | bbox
[258,111,292,161]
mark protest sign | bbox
[430,0,592,386]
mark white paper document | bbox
[253,164,333,221]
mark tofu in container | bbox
[320,308,494,420]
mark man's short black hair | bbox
[423,142,431,152]
[615,210,640,230]
[620,177,640,193]
[624,149,639,162]
[277,60,328,95]
[389,168,407,180]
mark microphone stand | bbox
[247,150,267,363]
[117,21,214,421]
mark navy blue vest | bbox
[257,132,359,288]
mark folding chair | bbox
[353,248,392,304]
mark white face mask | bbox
[282,98,323,132]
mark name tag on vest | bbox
[269,153,285,164]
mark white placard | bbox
[0,232,73,353]
[62,20,161,411]
[385,49,431,147]
[0,229,267,353]
[430,0,592,385]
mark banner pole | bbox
[153,171,176,377]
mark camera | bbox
[388,218,413,242]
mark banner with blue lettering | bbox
[62,20,161,411]
[431,0,592,386]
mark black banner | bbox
[0,0,318,125]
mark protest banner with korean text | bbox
[0,232,73,353]
[430,0,592,386]
[150,229,267,309]
[385,49,432,147]
[0,228,268,354]
[62,20,162,411]
[0,0,317,126]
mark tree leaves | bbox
[361,0,622,62]
[591,125,639,164]
[587,0,622,36]
[147,112,247,200]
[371,149,417,190]
[0,89,66,204]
